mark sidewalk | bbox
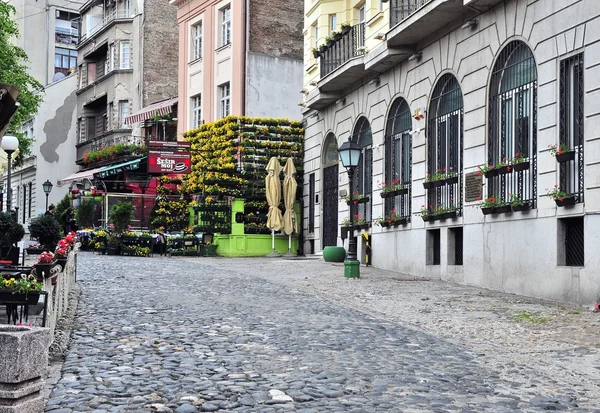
[227,256,600,402]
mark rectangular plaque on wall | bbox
[465,172,483,202]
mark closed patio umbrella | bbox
[265,157,282,256]
[282,158,298,256]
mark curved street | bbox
[45,253,600,412]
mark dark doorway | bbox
[322,164,339,247]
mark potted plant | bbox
[549,143,575,162]
[332,30,342,41]
[546,185,576,206]
[379,179,408,198]
[510,152,529,172]
[0,212,25,265]
[479,195,500,215]
[423,174,436,189]
[76,199,95,229]
[418,205,432,222]
[477,164,497,179]
[340,22,352,35]
[353,214,369,230]
[55,239,69,272]
[433,169,445,188]
[509,194,531,212]
[0,273,43,305]
[28,214,62,252]
[106,233,121,255]
[495,157,512,175]
[443,167,459,185]
[311,47,320,58]
[109,201,135,234]
[35,251,57,281]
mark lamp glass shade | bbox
[42,180,53,194]
[338,140,362,168]
[1,134,19,152]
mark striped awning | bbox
[124,97,178,125]
[57,167,105,187]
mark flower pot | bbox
[56,257,68,272]
[34,262,56,279]
[423,182,435,190]
[481,207,496,215]
[555,196,577,207]
[496,165,512,175]
[434,179,445,188]
[495,205,511,214]
[312,50,320,58]
[511,202,531,212]
[341,26,352,35]
[333,32,343,41]
[0,290,40,305]
[346,196,370,206]
[484,169,498,179]
[512,161,530,172]
[556,151,576,162]
[444,176,459,185]
[323,246,347,263]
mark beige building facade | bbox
[303,0,600,305]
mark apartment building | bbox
[11,0,83,86]
[170,0,304,136]
[74,0,178,166]
[302,0,600,305]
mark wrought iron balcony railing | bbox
[319,23,365,78]
[55,28,79,45]
[390,0,429,28]
[79,9,133,43]
[90,135,144,151]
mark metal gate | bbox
[322,164,338,248]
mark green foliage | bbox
[109,201,135,233]
[54,193,72,225]
[76,199,95,228]
[513,311,550,324]
[0,212,25,248]
[28,214,62,250]
[83,143,147,165]
[0,2,44,167]
[149,195,189,231]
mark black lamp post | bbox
[42,179,53,211]
[1,134,19,213]
[338,140,362,278]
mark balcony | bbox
[387,0,469,48]
[319,23,365,78]
[80,9,133,45]
[55,27,79,45]
[76,132,143,164]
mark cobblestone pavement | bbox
[45,253,600,413]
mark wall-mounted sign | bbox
[147,140,191,150]
[148,150,191,174]
[465,172,483,202]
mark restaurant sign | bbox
[148,150,191,174]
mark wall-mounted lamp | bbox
[368,77,380,86]
[461,19,478,29]
[374,33,385,40]
[408,52,422,61]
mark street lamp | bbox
[338,140,362,278]
[1,134,19,213]
[42,180,53,211]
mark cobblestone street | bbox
[45,253,600,412]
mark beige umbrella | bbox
[282,158,298,236]
[265,156,283,230]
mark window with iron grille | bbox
[351,117,373,224]
[192,22,202,60]
[427,74,463,215]
[309,173,315,233]
[559,217,584,267]
[559,53,584,203]
[384,98,412,220]
[488,40,538,210]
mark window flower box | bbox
[512,161,530,172]
[423,181,435,190]
[555,196,577,207]
[496,165,512,175]
[495,204,511,214]
[512,202,531,212]
[433,179,445,188]
[346,196,370,206]
[481,207,495,215]
[444,176,459,185]
[380,188,409,198]
[0,290,40,305]
[556,151,576,162]
[484,169,498,178]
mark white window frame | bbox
[192,95,202,128]
[109,43,115,71]
[119,100,129,128]
[221,5,231,46]
[219,83,230,118]
[329,14,336,33]
[119,41,130,69]
[314,22,319,48]
[192,22,202,60]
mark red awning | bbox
[124,97,177,125]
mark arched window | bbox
[321,133,339,247]
[427,73,463,214]
[351,117,373,223]
[384,98,412,218]
[488,40,537,208]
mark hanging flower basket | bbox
[556,151,576,163]
[512,161,530,172]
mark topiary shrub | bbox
[76,199,95,229]
[28,214,63,251]
[109,201,135,233]
[0,212,25,249]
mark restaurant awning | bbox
[124,97,178,125]
[94,157,146,179]
[57,167,105,187]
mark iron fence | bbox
[390,0,429,27]
[320,23,365,78]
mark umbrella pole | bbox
[266,229,280,257]
[283,234,295,257]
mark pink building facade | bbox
[171,0,304,137]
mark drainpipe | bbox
[243,0,248,116]
[46,5,50,85]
